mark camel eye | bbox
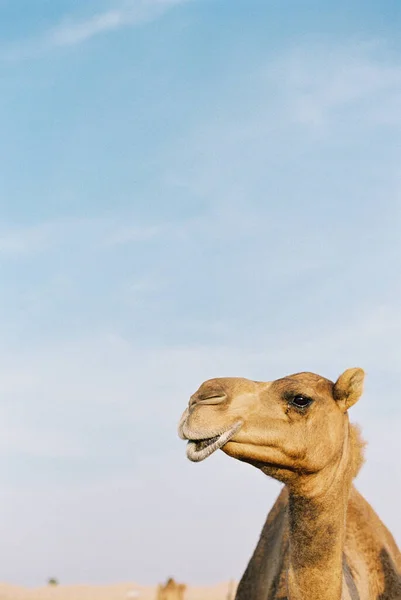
[291,395,313,409]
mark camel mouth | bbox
[186,422,242,463]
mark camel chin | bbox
[186,422,242,462]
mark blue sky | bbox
[0,0,400,588]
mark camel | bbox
[156,578,186,600]
[178,368,401,600]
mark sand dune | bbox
[0,582,237,600]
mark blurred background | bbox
[0,0,400,590]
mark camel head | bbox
[178,368,365,483]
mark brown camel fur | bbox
[156,578,186,600]
[178,368,401,600]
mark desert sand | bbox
[0,581,237,600]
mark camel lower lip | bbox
[192,434,221,451]
[186,422,242,462]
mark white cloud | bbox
[0,223,52,256]
[0,217,163,258]
[267,42,401,128]
[0,0,189,60]
[157,41,401,237]
[46,0,188,48]
[48,10,125,47]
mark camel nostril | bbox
[190,394,227,408]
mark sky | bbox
[0,0,400,588]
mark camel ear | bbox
[333,368,365,412]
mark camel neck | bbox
[286,430,354,600]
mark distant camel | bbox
[178,368,401,599]
[156,577,186,600]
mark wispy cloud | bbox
[47,10,127,47]
[0,224,51,256]
[41,0,189,48]
[159,41,401,226]
[0,216,163,259]
[1,0,188,59]
[268,42,401,128]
